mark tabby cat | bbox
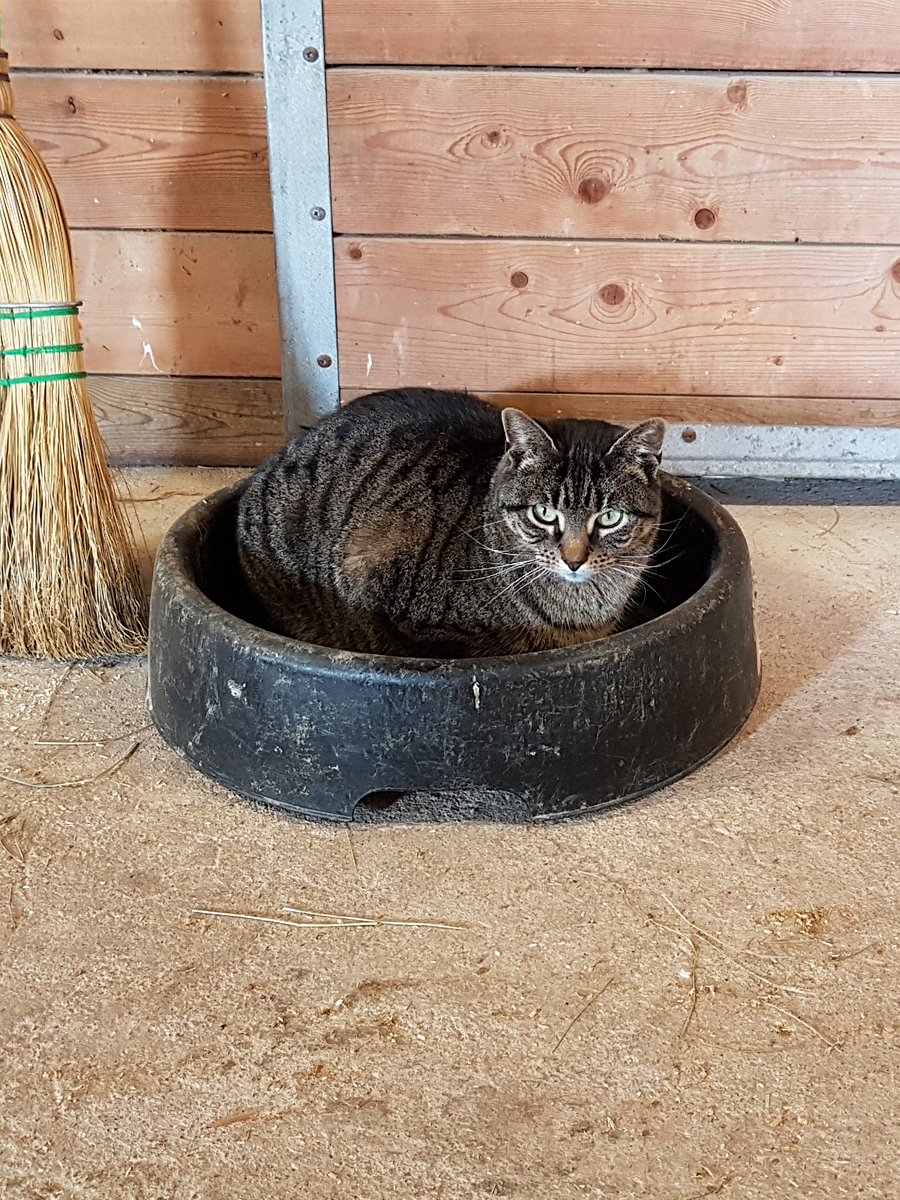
[236,388,666,657]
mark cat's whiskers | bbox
[605,567,646,590]
[604,554,646,572]
[464,516,514,535]
[597,567,647,603]
[458,515,527,559]
[645,551,685,572]
[489,564,548,604]
[455,558,534,580]
[633,577,666,605]
[611,561,667,605]
[459,528,524,558]
[649,514,688,560]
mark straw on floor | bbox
[0,50,146,658]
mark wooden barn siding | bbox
[327,70,900,244]
[323,1,900,70]
[15,74,271,232]
[6,2,264,72]
[6,0,900,462]
[15,0,900,73]
[7,1,280,463]
[334,239,900,400]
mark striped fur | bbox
[236,389,664,657]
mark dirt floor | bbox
[2,468,900,1199]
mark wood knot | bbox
[694,208,716,230]
[348,246,363,261]
[53,27,65,40]
[599,283,625,307]
[510,271,529,289]
[726,81,748,107]
[67,96,77,114]
[891,260,900,284]
[484,129,503,147]
[772,356,784,366]
[578,177,608,205]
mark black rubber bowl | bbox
[148,476,759,822]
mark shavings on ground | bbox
[763,998,843,1051]
[208,1109,260,1129]
[346,826,359,871]
[192,911,366,930]
[127,491,202,504]
[679,937,700,1042]
[683,1174,735,1200]
[0,740,140,789]
[32,723,153,747]
[191,906,469,932]
[659,893,815,996]
[282,906,469,930]
[0,816,28,865]
[549,976,613,1055]
[36,663,73,741]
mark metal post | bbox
[259,0,339,431]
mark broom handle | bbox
[0,49,13,118]
[0,48,75,308]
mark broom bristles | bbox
[0,53,147,658]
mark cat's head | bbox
[490,409,666,587]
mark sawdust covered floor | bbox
[2,468,900,1200]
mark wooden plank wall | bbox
[7,2,900,463]
[326,19,900,428]
[5,0,281,464]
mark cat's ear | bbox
[607,419,667,481]
[501,408,557,465]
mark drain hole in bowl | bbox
[356,789,406,812]
[353,788,534,825]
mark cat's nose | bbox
[561,541,589,572]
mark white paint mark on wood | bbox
[132,316,163,373]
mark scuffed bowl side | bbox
[148,477,760,821]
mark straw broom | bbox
[0,48,146,657]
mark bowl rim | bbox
[152,472,748,683]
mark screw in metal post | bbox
[316,355,333,368]
[310,207,326,221]
[302,47,319,62]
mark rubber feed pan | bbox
[148,477,759,822]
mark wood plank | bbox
[5,0,263,72]
[14,73,271,232]
[71,231,279,377]
[97,378,900,471]
[93,378,900,471]
[335,238,900,400]
[329,70,900,243]
[342,390,900,428]
[324,0,900,70]
[91,376,282,465]
[14,0,898,73]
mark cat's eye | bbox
[529,504,560,527]
[597,508,625,529]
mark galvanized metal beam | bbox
[663,424,900,479]
[259,0,338,432]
